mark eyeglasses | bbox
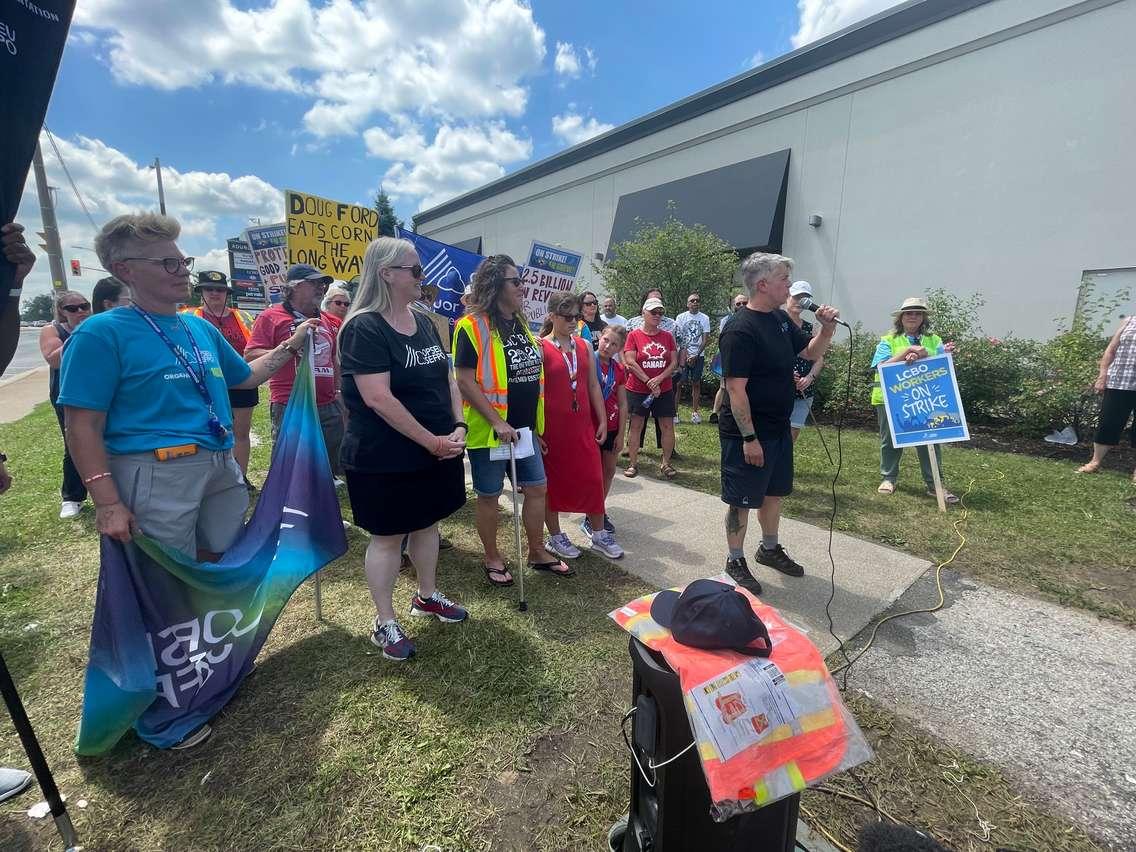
[122,256,194,274]
[330,300,351,307]
[61,302,91,313]
[582,300,597,306]
[648,308,665,316]
[503,276,523,288]
[688,299,700,303]
[558,312,582,321]
[389,264,424,279]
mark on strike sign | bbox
[520,240,584,328]
[285,189,379,278]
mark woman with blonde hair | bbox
[321,283,351,320]
[338,237,469,661]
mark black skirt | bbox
[344,455,466,536]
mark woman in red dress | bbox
[539,293,624,560]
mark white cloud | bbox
[745,50,767,70]
[551,112,614,147]
[14,132,282,297]
[553,41,597,79]
[364,121,532,209]
[73,0,547,136]
[791,0,902,48]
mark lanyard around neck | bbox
[596,356,616,400]
[132,305,227,438]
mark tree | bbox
[593,213,739,320]
[374,188,404,237]
[21,292,54,322]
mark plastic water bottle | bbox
[641,393,656,411]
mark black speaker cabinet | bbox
[622,637,798,852]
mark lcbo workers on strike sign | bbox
[285,189,379,278]
[878,353,970,448]
[520,240,584,327]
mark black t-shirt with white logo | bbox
[454,315,542,429]
[339,310,454,473]
[719,307,810,439]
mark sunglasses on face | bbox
[62,303,91,313]
[648,308,665,316]
[389,264,424,279]
[558,312,582,321]
[330,299,350,307]
[122,256,194,274]
[582,300,597,306]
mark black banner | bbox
[0,0,76,294]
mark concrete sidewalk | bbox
[556,473,931,657]
[0,366,50,424]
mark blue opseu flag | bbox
[76,348,347,754]
[397,227,485,331]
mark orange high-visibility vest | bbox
[189,306,253,344]
[453,312,545,449]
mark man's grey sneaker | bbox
[725,557,762,595]
[546,532,581,559]
[591,530,624,559]
[0,768,33,804]
[756,544,805,578]
[171,723,212,750]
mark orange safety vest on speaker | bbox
[188,306,253,344]
[610,585,872,818]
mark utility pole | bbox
[32,141,67,290]
[151,157,167,215]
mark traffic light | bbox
[70,259,82,276]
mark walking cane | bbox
[0,652,80,851]
[509,440,528,612]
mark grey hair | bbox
[739,252,793,296]
[340,237,416,335]
[321,283,350,310]
[94,213,181,271]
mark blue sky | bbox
[17,0,894,297]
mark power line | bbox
[43,126,99,231]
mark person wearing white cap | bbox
[784,281,825,443]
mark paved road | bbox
[6,331,45,375]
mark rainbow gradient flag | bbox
[76,348,347,754]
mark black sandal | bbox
[484,564,514,587]
[530,559,575,578]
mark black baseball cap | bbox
[195,270,231,290]
[650,579,772,656]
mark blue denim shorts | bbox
[790,395,815,429]
[468,446,547,497]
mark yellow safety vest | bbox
[870,331,943,406]
[452,313,545,449]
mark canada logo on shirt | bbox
[642,340,667,359]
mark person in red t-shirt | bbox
[623,297,679,480]
[187,271,258,478]
[245,263,345,479]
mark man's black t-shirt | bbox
[339,310,454,473]
[454,315,541,429]
[719,307,810,439]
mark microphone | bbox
[797,296,850,328]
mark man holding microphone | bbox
[718,253,840,592]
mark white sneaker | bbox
[674,416,681,424]
[591,530,624,559]
[546,532,581,559]
[690,412,702,424]
[59,501,82,519]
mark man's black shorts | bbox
[720,432,794,508]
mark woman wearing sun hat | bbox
[869,296,959,503]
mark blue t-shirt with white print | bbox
[57,308,252,454]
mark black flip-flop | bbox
[530,560,575,578]
[484,564,514,587]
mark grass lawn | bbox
[660,407,1136,626]
[0,399,1112,850]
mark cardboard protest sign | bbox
[520,241,584,327]
[227,237,267,309]
[878,353,969,448]
[284,189,378,279]
[243,223,288,305]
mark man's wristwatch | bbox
[742,433,757,443]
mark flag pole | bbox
[0,652,80,851]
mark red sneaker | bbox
[409,590,469,624]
